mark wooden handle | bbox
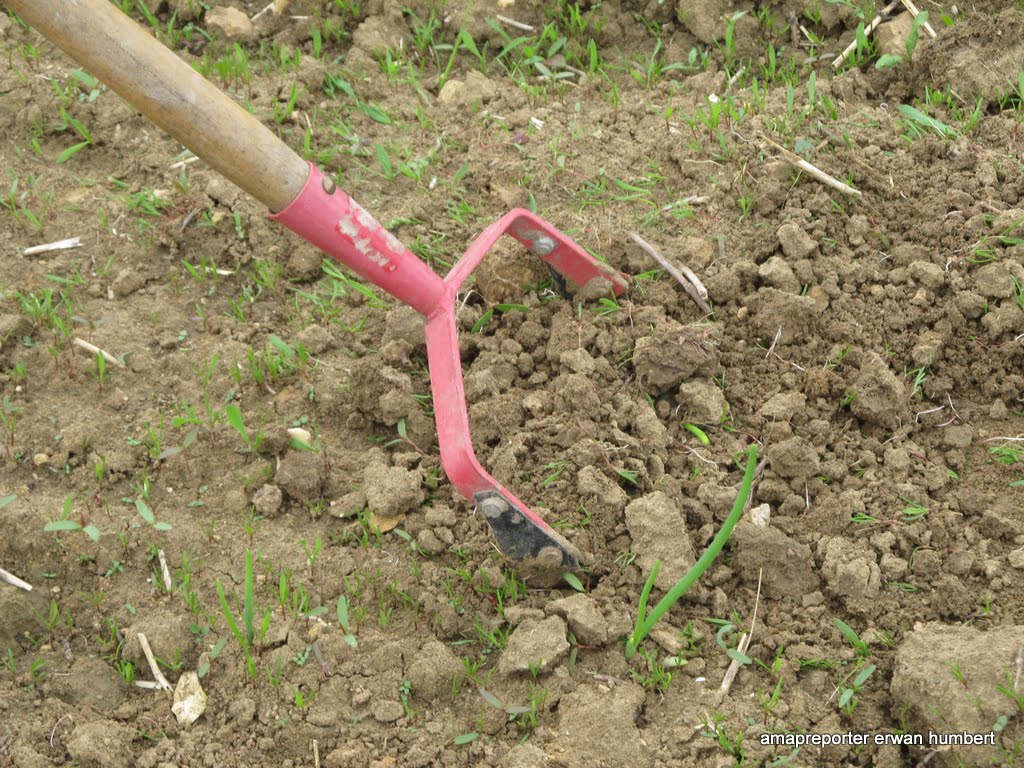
[6,0,308,212]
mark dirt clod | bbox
[497,615,569,676]
[625,491,695,589]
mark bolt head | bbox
[322,175,336,195]
[479,497,508,519]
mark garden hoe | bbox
[9,0,627,579]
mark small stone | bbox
[560,348,595,375]
[329,490,366,519]
[777,222,817,259]
[286,247,321,281]
[424,504,457,527]
[1008,547,1024,569]
[497,615,569,675]
[66,721,132,767]
[32,453,49,467]
[286,427,312,448]
[111,269,146,298]
[974,263,1016,299]
[407,640,464,699]
[801,591,825,607]
[437,78,465,105]
[749,503,770,527]
[766,437,818,480]
[546,593,609,646]
[676,379,725,423]
[229,696,256,724]
[625,492,694,590]
[908,261,945,291]
[758,392,806,422]
[415,528,444,555]
[371,699,405,723]
[363,462,424,531]
[874,13,913,57]
[252,484,283,517]
[206,6,256,41]
[172,671,207,725]
[758,256,800,293]
[275,452,326,504]
[942,426,973,449]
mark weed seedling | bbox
[225,403,262,456]
[216,549,271,678]
[44,494,100,542]
[336,594,358,649]
[833,618,870,658]
[625,447,758,659]
[837,663,877,715]
[899,497,929,523]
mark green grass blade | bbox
[243,549,255,647]
[625,446,758,659]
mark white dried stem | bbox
[900,0,937,37]
[495,14,534,32]
[252,2,274,21]
[158,549,172,592]
[0,566,33,591]
[628,232,711,314]
[50,714,72,747]
[169,156,199,170]
[1014,647,1023,694]
[137,633,173,691]
[762,136,862,197]
[23,237,83,256]
[719,632,750,694]
[72,338,124,367]
[914,405,945,423]
[832,0,901,69]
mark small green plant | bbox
[899,497,929,523]
[336,594,358,649]
[625,447,758,659]
[225,403,262,456]
[134,498,173,531]
[302,536,322,578]
[216,549,271,678]
[875,11,929,69]
[996,665,1024,712]
[1,396,20,459]
[44,495,100,542]
[837,662,877,715]
[834,618,870,658]
[630,648,674,691]
[898,104,959,140]
[563,573,585,592]
[55,108,94,164]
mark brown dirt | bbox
[1,1,1023,766]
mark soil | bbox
[1,1,1023,767]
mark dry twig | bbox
[628,232,711,314]
[137,633,173,691]
[495,14,534,32]
[72,338,124,367]
[157,549,173,592]
[899,0,937,37]
[761,135,862,197]
[722,571,763,698]
[23,237,83,256]
[0,566,32,591]
[832,0,901,69]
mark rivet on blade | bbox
[322,176,336,194]
[530,235,556,256]
[479,497,508,519]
